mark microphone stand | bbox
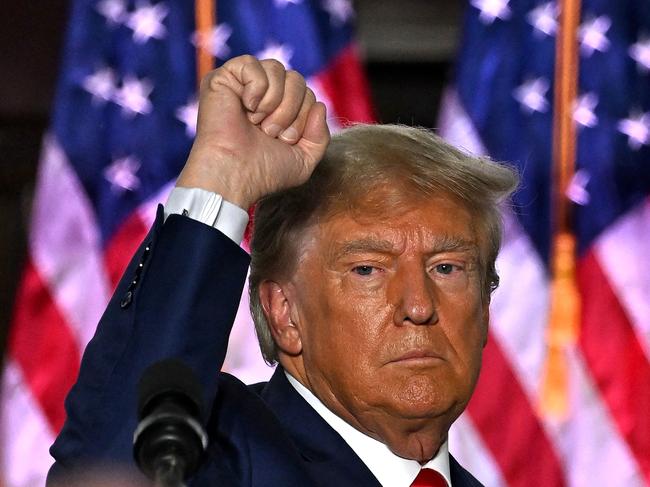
[154,455,187,487]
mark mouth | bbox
[389,350,444,365]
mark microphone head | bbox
[137,358,204,421]
[134,358,208,481]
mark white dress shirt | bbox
[164,187,452,487]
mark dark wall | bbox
[0,1,462,356]
[0,0,70,355]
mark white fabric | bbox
[31,136,111,352]
[286,373,452,487]
[449,415,506,487]
[164,186,249,243]
[0,362,55,487]
[595,197,650,360]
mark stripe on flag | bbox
[8,260,81,434]
[468,335,565,487]
[450,414,507,487]
[0,363,57,485]
[578,249,650,483]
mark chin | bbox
[388,432,446,463]
[388,375,457,420]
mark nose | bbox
[393,266,437,326]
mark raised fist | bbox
[176,55,331,209]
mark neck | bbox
[281,356,451,462]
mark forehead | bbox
[301,192,480,257]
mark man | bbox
[49,55,517,486]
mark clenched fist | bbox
[176,55,330,209]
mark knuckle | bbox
[201,70,220,92]
[222,54,257,74]
[261,58,286,71]
[286,70,306,87]
[237,54,258,65]
[304,87,316,103]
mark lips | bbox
[390,349,444,364]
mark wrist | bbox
[177,147,255,210]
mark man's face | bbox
[283,188,489,456]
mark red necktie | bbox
[410,468,447,487]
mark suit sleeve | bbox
[47,206,251,480]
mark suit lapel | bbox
[260,368,382,487]
[449,454,485,487]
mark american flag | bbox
[0,0,373,485]
[440,0,650,486]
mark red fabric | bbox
[316,44,376,124]
[104,212,149,291]
[467,334,565,487]
[578,250,650,483]
[8,260,81,434]
[410,468,447,487]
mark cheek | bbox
[439,288,487,361]
[322,273,389,328]
[303,287,392,373]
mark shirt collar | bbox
[285,372,451,487]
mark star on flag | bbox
[104,156,142,193]
[527,2,558,37]
[125,1,168,44]
[566,169,591,205]
[113,76,154,116]
[176,99,199,137]
[322,0,354,26]
[471,0,512,25]
[513,77,550,113]
[96,0,128,25]
[629,37,650,72]
[82,67,117,104]
[573,92,599,129]
[274,0,302,7]
[618,112,650,150]
[256,42,294,69]
[578,15,611,57]
[192,23,232,60]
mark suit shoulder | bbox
[214,372,270,400]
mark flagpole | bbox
[195,0,216,83]
[540,0,582,419]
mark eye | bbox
[352,265,375,276]
[434,263,456,275]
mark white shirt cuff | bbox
[164,187,249,244]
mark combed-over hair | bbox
[249,124,518,364]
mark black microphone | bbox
[133,358,208,487]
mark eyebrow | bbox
[333,238,396,258]
[331,235,479,260]
[428,235,479,254]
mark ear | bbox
[258,280,302,356]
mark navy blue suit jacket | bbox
[48,208,483,486]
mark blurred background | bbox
[0,0,464,355]
[1,1,649,486]
[0,0,462,354]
